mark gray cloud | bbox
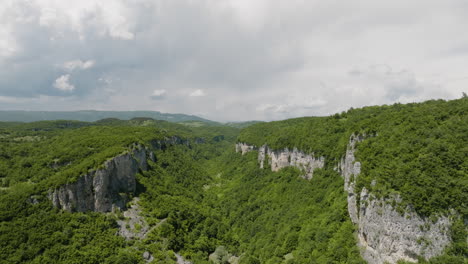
[0,0,467,121]
[150,89,167,100]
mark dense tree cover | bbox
[0,116,365,263]
[0,119,239,263]
[0,203,142,263]
[0,119,239,188]
[239,98,467,219]
[207,151,364,264]
[1,98,466,263]
[131,145,365,263]
[0,125,166,188]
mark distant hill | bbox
[224,120,264,128]
[0,110,213,123]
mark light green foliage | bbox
[0,98,466,263]
[238,98,467,262]
[0,119,241,263]
[133,144,365,263]
[239,98,467,219]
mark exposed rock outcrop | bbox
[116,197,150,240]
[339,134,364,224]
[236,136,453,263]
[339,135,452,264]
[143,251,154,263]
[175,253,193,264]
[235,142,255,155]
[209,246,239,264]
[258,145,325,180]
[236,143,325,180]
[48,147,148,212]
[49,136,188,213]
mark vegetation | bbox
[239,98,467,219]
[133,147,365,263]
[0,98,466,263]
[0,110,213,123]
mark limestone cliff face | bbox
[236,137,452,263]
[235,142,255,155]
[48,147,148,212]
[339,134,364,224]
[339,135,452,264]
[49,137,190,213]
[235,143,325,180]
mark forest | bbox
[0,98,466,264]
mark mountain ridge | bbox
[0,110,213,123]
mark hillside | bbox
[0,110,214,123]
[238,98,467,263]
[0,98,466,264]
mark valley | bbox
[0,98,466,264]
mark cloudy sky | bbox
[0,0,467,121]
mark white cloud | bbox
[1,0,468,121]
[0,1,20,60]
[63,60,95,71]
[35,0,134,40]
[0,27,16,59]
[53,74,75,91]
[189,89,206,97]
[151,89,167,99]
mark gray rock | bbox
[48,147,148,212]
[116,197,155,240]
[175,253,192,264]
[235,142,256,155]
[339,134,452,264]
[209,246,238,264]
[142,251,154,263]
[237,136,453,263]
[149,151,156,162]
[236,143,325,180]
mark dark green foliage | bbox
[0,196,135,263]
[209,152,365,264]
[132,145,365,263]
[237,98,467,262]
[0,119,241,263]
[0,125,167,188]
[239,98,468,219]
[0,98,466,263]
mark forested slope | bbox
[239,98,467,218]
[0,98,466,264]
[0,119,239,263]
[238,98,467,263]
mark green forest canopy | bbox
[0,98,466,263]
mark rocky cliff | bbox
[48,146,150,212]
[235,143,325,180]
[48,136,192,213]
[339,134,452,264]
[236,136,453,263]
[235,142,255,155]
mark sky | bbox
[0,0,467,122]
